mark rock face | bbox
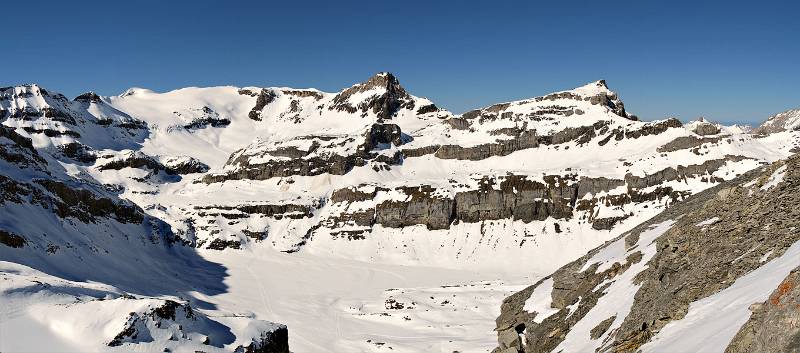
[235,326,290,353]
[202,122,406,182]
[726,268,800,353]
[317,155,747,239]
[97,151,209,176]
[492,154,800,353]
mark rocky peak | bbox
[74,91,102,103]
[358,72,406,93]
[331,72,414,120]
[592,79,610,91]
[575,80,632,120]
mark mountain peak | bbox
[566,80,634,120]
[330,72,414,119]
[354,72,405,95]
[74,91,102,103]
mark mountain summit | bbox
[331,72,416,119]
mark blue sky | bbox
[2,0,798,124]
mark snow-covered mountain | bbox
[1,74,798,352]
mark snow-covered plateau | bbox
[1,73,799,352]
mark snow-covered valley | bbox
[2,248,530,353]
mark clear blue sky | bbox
[3,0,798,124]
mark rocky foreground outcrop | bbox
[108,299,289,353]
[493,154,800,353]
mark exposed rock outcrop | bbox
[692,119,722,136]
[181,106,231,129]
[74,91,102,103]
[35,179,144,224]
[235,326,290,353]
[598,118,683,146]
[0,229,27,248]
[657,135,722,153]
[108,299,289,353]
[202,123,405,182]
[98,151,209,175]
[0,125,49,169]
[246,89,277,121]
